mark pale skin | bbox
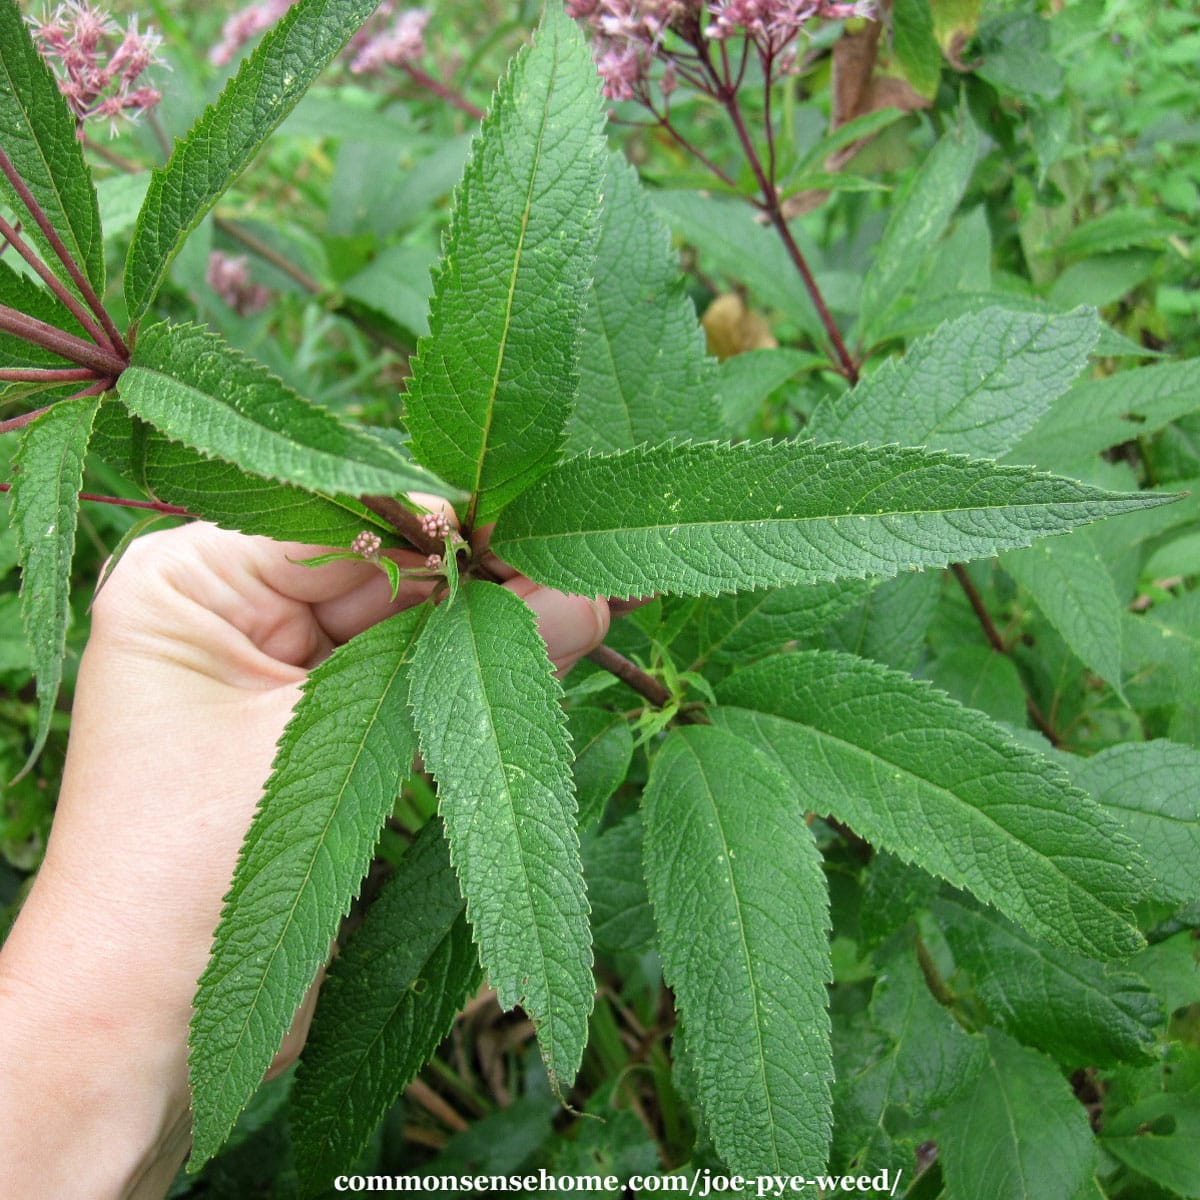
[0,502,609,1197]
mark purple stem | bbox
[0,304,126,375]
[0,147,128,358]
[0,480,190,516]
[0,211,112,348]
[401,64,485,120]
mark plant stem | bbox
[727,99,858,381]
[0,304,126,375]
[587,644,672,708]
[212,216,323,295]
[401,63,485,120]
[0,367,96,383]
[951,563,1061,746]
[0,148,128,357]
[0,482,191,516]
[0,213,112,348]
[0,405,55,434]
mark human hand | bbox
[0,508,609,1198]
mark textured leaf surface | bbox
[934,896,1161,1067]
[712,651,1148,958]
[939,1030,1096,1200]
[8,394,99,767]
[0,0,103,294]
[567,706,633,830]
[405,8,604,520]
[409,581,592,1091]
[835,938,984,1173]
[189,609,425,1166]
[1002,529,1125,696]
[291,820,481,1193]
[817,570,939,673]
[584,814,655,957]
[566,152,719,454]
[1101,1081,1200,1197]
[1010,359,1200,470]
[89,401,392,546]
[1067,740,1200,904]
[810,307,1099,457]
[491,440,1171,599]
[858,118,978,335]
[693,579,875,667]
[124,0,380,319]
[118,322,440,498]
[717,347,821,432]
[643,725,831,1175]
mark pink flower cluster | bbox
[205,251,272,316]
[30,2,164,135]
[351,530,383,559]
[209,0,294,67]
[419,511,452,540]
[565,0,872,100]
[210,0,429,75]
[347,4,430,75]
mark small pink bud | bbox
[351,531,383,559]
[425,553,443,570]
[419,512,451,540]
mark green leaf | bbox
[1066,741,1200,905]
[712,651,1149,959]
[490,440,1173,600]
[859,116,979,337]
[8,394,100,769]
[817,570,939,673]
[928,643,1029,728]
[810,307,1101,458]
[693,579,875,667]
[1101,1081,1200,1199]
[584,814,655,957]
[652,190,839,345]
[1054,208,1189,259]
[0,0,103,295]
[567,707,634,830]
[89,401,395,547]
[834,936,984,1173]
[188,608,426,1167]
[1010,359,1200,472]
[939,1030,1096,1200]
[117,322,443,499]
[404,7,604,521]
[566,152,720,454]
[408,581,592,1093]
[892,0,943,99]
[642,725,831,1175]
[290,820,482,1194]
[1002,529,1126,697]
[124,0,381,320]
[717,347,823,433]
[934,896,1161,1067]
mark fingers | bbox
[504,577,610,675]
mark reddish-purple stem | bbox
[719,86,858,381]
[0,366,96,383]
[0,480,189,516]
[0,147,128,358]
[0,404,55,434]
[0,304,126,375]
[0,212,112,348]
[401,64,485,120]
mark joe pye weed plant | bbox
[2,0,1199,1193]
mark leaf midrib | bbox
[727,705,1126,952]
[197,642,412,1122]
[677,737,782,1171]
[466,31,558,525]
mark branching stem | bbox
[0,304,126,375]
[0,482,190,516]
[0,147,128,357]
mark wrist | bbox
[0,880,194,1197]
